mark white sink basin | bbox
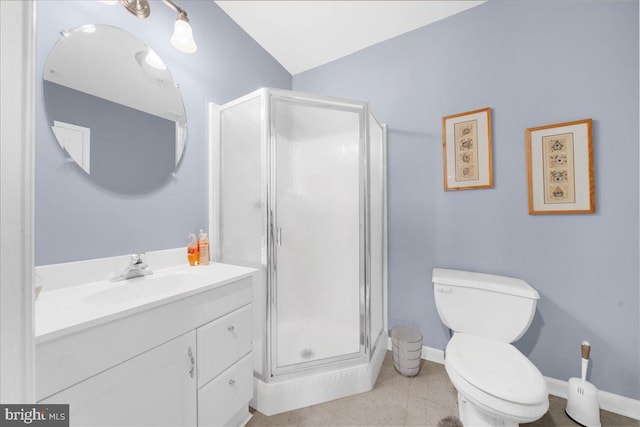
[83,272,211,305]
[36,263,256,343]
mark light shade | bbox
[170,16,197,53]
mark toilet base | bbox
[458,392,519,427]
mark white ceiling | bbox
[214,1,485,75]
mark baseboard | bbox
[387,337,444,364]
[386,338,639,420]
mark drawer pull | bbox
[227,326,235,333]
[188,347,195,378]
[228,379,236,387]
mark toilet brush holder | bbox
[566,378,600,427]
[566,341,601,427]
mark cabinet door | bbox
[41,332,197,427]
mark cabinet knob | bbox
[227,326,235,333]
[228,379,236,387]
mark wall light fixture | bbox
[100,0,198,53]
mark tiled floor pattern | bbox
[247,351,640,427]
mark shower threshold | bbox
[251,336,387,416]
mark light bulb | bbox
[170,16,197,53]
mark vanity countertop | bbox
[35,262,256,344]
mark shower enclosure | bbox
[212,89,387,415]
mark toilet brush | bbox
[566,341,601,427]
[580,341,590,382]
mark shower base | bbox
[251,339,387,416]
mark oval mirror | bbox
[43,24,187,194]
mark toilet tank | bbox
[432,268,540,343]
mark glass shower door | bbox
[270,95,365,373]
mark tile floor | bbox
[247,351,640,427]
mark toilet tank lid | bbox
[432,268,539,299]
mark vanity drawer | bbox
[197,304,252,386]
[198,353,252,427]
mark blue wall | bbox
[294,1,639,399]
[35,1,291,265]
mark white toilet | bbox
[432,268,549,427]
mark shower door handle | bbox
[277,227,282,246]
[269,212,277,273]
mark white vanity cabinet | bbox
[36,264,256,427]
[41,332,198,426]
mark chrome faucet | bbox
[112,252,153,282]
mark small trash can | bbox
[391,326,423,377]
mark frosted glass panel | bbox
[273,98,362,369]
[220,96,264,267]
[220,96,267,378]
[369,113,385,347]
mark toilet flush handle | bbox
[436,286,452,293]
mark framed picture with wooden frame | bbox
[526,118,594,214]
[442,107,493,190]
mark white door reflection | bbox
[51,120,91,174]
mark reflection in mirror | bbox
[43,24,187,194]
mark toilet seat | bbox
[445,333,549,422]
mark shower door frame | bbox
[264,89,372,379]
